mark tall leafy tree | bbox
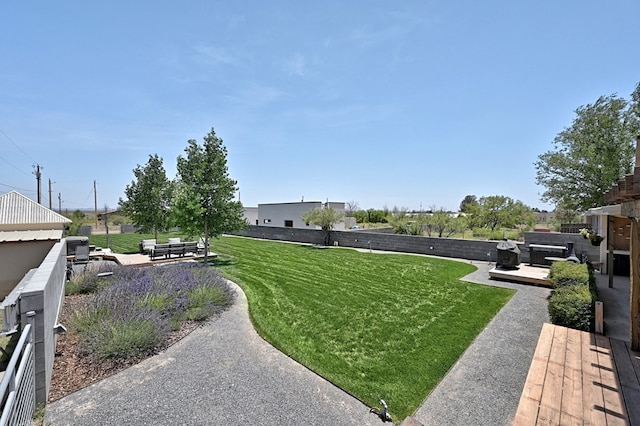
[119,154,172,240]
[301,206,344,245]
[468,195,534,231]
[535,84,640,212]
[173,128,245,263]
[459,195,477,213]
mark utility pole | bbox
[58,193,62,213]
[48,179,54,209]
[94,180,98,228]
[33,164,42,204]
[104,205,109,249]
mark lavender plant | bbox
[68,263,234,361]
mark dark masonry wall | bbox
[233,226,505,262]
[231,226,600,264]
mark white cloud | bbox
[286,53,307,76]
[193,44,237,66]
[226,82,285,109]
[226,14,245,29]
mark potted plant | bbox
[579,228,591,239]
[588,233,604,246]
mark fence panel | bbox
[0,313,36,426]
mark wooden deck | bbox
[489,264,551,286]
[82,249,217,267]
[514,323,640,425]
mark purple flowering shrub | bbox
[69,263,234,361]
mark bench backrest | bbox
[141,239,157,250]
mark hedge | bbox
[548,262,590,289]
[547,262,596,332]
[548,285,593,331]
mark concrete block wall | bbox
[236,226,326,246]
[235,227,597,265]
[234,226,506,262]
[19,240,67,404]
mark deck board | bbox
[581,332,606,426]
[514,323,639,425]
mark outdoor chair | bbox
[74,245,90,264]
[197,237,208,255]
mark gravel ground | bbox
[46,258,552,426]
[45,280,381,426]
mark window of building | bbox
[284,220,293,227]
[263,219,271,224]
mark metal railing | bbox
[0,312,36,426]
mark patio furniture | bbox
[73,245,90,264]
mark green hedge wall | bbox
[547,262,595,332]
[548,262,590,289]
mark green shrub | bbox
[548,285,593,331]
[89,316,164,361]
[184,286,233,321]
[548,262,590,289]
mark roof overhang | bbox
[0,229,64,243]
[584,204,623,217]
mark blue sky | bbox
[1,1,639,212]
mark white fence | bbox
[0,312,36,426]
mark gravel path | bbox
[46,258,551,426]
[45,280,380,426]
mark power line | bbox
[0,182,36,193]
[0,128,38,164]
[0,154,30,176]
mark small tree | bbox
[67,209,86,235]
[345,200,359,217]
[468,195,535,231]
[388,211,410,234]
[301,206,344,245]
[429,207,454,237]
[173,128,246,263]
[353,210,368,223]
[119,154,173,240]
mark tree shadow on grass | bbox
[208,258,236,267]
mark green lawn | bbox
[88,233,514,420]
[208,236,514,420]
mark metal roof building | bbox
[0,191,71,299]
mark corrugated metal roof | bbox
[0,229,64,242]
[0,191,71,225]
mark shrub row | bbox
[547,262,597,332]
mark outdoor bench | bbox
[149,242,199,260]
[183,242,198,255]
[139,239,157,254]
[149,244,172,259]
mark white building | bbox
[243,207,258,226]
[257,201,348,230]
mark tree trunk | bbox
[203,221,209,265]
